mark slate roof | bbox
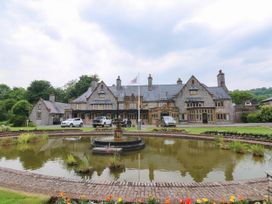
[73,84,231,103]
[207,87,231,100]
[262,97,272,102]
[43,100,71,114]
[72,87,93,103]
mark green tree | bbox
[259,105,272,122]
[10,100,32,126]
[65,74,99,101]
[230,90,255,105]
[0,101,8,121]
[7,87,27,100]
[0,84,11,100]
[26,80,54,104]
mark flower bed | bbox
[52,192,271,204]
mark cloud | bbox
[0,0,271,90]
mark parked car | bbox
[61,118,83,127]
[92,116,112,127]
[161,116,176,127]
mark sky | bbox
[0,0,272,90]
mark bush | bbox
[0,125,11,132]
[65,154,78,166]
[17,133,48,144]
[247,112,261,123]
[240,113,248,123]
[259,105,272,122]
[251,145,265,157]
[229,141,248,154]
[10,115,28,127]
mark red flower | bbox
[180,198,184,204]
[186,198,192,204]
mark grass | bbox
[6,125,272,136]
[0,188,49,204]
[18,133,48,144]
[183,126,272,135]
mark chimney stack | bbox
[148,74,153,91]
[217,69,228,92]
[116,76,121,90]
[177,78,182,85]
[49,94,55,102]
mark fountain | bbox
[91,105,145,154]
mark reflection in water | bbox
[0,136,271,183]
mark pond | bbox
[0,136,271,183]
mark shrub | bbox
[66,154,78,166]
[251,145,265,157]
[246,112,261,123]
[0,125,11,132]
[229,141,248,154]
[17,133,48,144]
[240,113,248,123]
[108,155,125,171]
[10,115,28,127]
[18,133,37,144]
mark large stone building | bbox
[66,70,234,125]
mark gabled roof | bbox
[207,87,231,100]
[262,97,272,102]
[109,84,183,102]
[72,87,93,103]
[72,79,231,103]
[43,100,71,114]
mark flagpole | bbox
[137,73,141,130]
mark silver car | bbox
[61,118,83,127]
[161,116,176,127]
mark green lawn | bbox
[7,125,272,135]
[184,126,272,134]
[0,188,49,204]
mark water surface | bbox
[0,136,271,183]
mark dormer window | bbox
[101,84,104,90]
[189,87,198,95]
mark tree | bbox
[26,80,54,104]
[10,100,32,126]
[7,87,27,101]
[230,90,255,105]
[65,74,99,101]
[0,84,11,100]
[259,105,272,122]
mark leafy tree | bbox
[65,74,99,101]
[259,105,272,122]
[7,87,27,101]
[10,100,32,126]
[0,84,11,100]
[53,87,67,103]
[26,80,54,104]
[230,90,255,105]
[0,101,8,121]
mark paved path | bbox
[0,167,269,203]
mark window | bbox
[36,111,41,120]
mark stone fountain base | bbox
[91,136,145,152]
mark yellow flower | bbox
[230,195,236,200]
[202,198,209,203]
[118,197,123,203]
[196,199,202,203]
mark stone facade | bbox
[70,70,234,125]
[30,95,71,126]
